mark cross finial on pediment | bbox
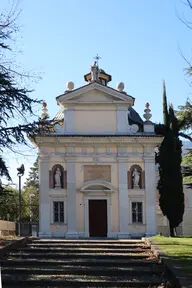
[94,54,101,65]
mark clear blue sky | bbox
[0,0,191,186]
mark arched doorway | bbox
[80,180,116,237]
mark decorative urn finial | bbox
[143,102,152,121]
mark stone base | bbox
[117,232,131,239]
[38,232,52,238]
[145,232,157,237]
[65,231,79,239]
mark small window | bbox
[53,201,64,223]
[132,202,143,223]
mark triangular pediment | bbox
[56,82,134,105]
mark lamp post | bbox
[17,164,25,237]
[29,194,35,222]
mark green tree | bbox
[163,80,169,126]
[23,160,39,222]
[24,159,39,190]
[0,186,28,221]
[182,150,192,186]
[155,84,185,237]
[176,100,192,187]
[0,5,51,189]
[176,99,192,137]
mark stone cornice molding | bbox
[34,136,162,146]
[143,156,155,163]
[49,193,68,199]
[80,180,116,194]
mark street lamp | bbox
[29,194,35,222]
[17,164,25,237]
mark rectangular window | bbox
[132,202,143,223]
[53,201,64,223]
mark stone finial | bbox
[143,102,152,121]
[66,81,74,91]
[41,101,49,119]
[116,82,125,92]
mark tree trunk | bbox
[169,221,176,237]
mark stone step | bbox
[1,265,163,276]
[2,274,164,287]
[33,239,144,244]
[21,247,150,253]
[27,243,149,249]
[1,258,159,267]
[8,252,151,260]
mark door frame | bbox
[84,195,111,237]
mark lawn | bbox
[152,236,192,276]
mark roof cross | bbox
[94,54,101,65]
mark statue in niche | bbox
[132,168,140,188]
[54,167,61,188]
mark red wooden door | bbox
[89,200,107,237]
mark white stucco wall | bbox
[74,105,117,133]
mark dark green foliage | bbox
[155,84,185,236]
[23,159,39,221]
[0,186,28,221]
[182,150,192,187]
[176,99,192,137]
[0,9,51,185]
[163,80,169,126]
[24,159,39,190]
[156,128,184,234]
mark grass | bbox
[152,235,192,276]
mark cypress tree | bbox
[156,104,184,237]
[163,80,169,126]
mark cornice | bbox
[56,82,133,104]
[34,135,162,146]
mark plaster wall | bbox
[74,105,117,133]
[183,186,192,236]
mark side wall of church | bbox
[183,186,192,236]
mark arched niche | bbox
[128,164,145,189]
[49,164,67,189]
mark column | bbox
[65,160,78,238]
[118,159,130,238]
[144,157,157,236]
[39,156,51,237]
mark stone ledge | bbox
[143,237,192,288]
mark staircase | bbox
[0,239,166,287]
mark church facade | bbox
[32,60,172,238]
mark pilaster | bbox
[65,160,78,238]
[39,156,51,235]
[64,106,75,133]
[144,156,157,236]
[117,159,130,238]
[116,106,129,133]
